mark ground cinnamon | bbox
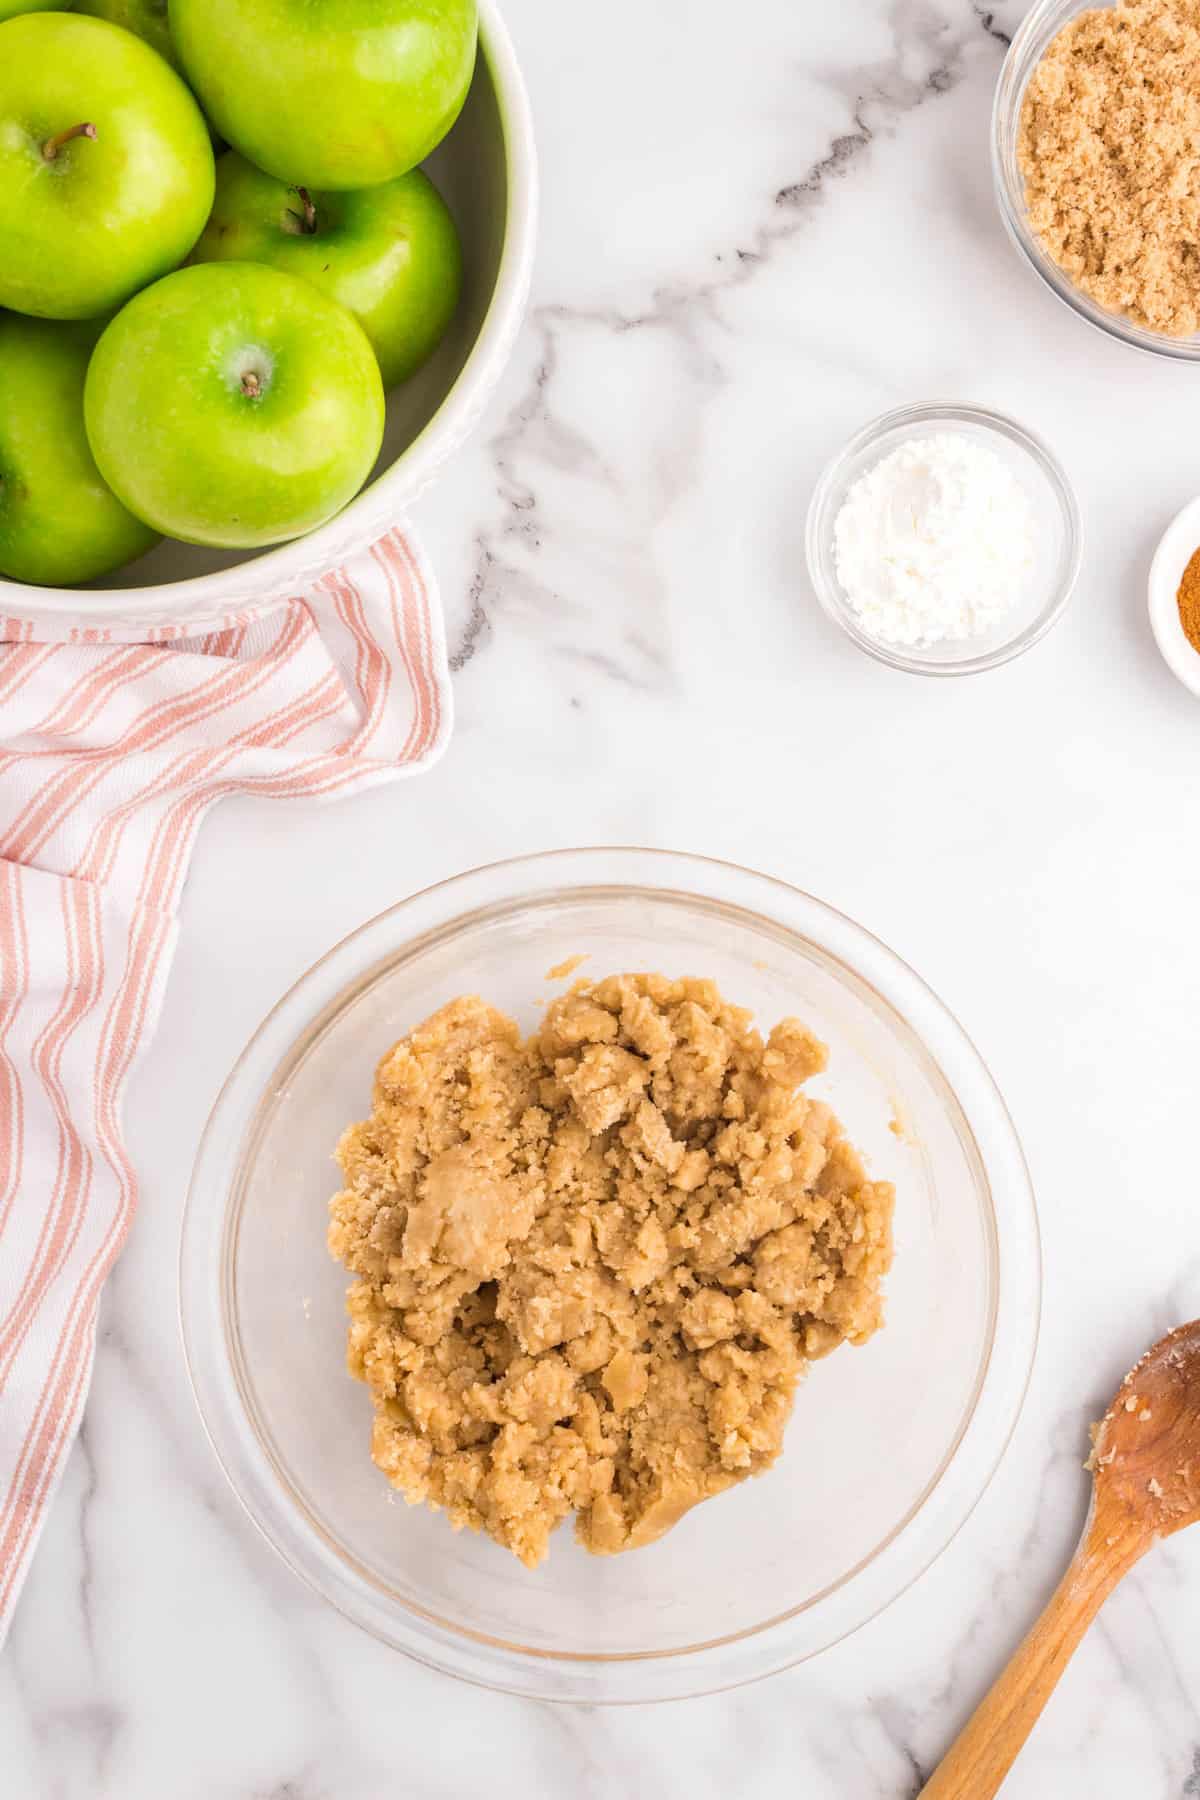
[1178,548,1200,655]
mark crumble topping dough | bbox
[328,975,895,1567]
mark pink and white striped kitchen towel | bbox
[0,524,452,1641]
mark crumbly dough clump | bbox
[328,976,894,1567]
[1019,0,1200,334]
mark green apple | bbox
[73,0,177,68]
[0,313,159,586]
[192,155,462,389]
[171,0,478,189]
[0,0,65,17]
[73,0,227,150]
[85,263,386,550]
[0,14,214,320]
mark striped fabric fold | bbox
[0,524,452,1640]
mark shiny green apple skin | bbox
[74,0,226,148]
[192,155,463,389]
[170,0,478,189]
[84,263,386,550]
[0,14,214,320]
[0,313,159,587]
[73,0,177,67]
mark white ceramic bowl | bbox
[2,0,537,636]
[180,849,1042,1703]
[1149,498,1200,699]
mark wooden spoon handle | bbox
[919,1541,1133,1799]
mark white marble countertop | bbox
[5,0,1200,1792]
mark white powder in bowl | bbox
[832,432,1036,648]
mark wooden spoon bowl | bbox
[921,1320,1200,1799]
[1091,1321,1200,1544]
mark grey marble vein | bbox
[75,1421,99,1666]
[450,0,1004,683]
[970,2,1013,46]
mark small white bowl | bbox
[1,0,538,636]
[805,402,1083,677]
[1149,498,1200,699]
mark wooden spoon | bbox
[920,1320,1200,1799]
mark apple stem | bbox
[42,122,98,162]
[241,371,262,398]
[295,187,318,234]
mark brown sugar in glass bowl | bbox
[1017,0,1200,337]
[993,0,1200,361]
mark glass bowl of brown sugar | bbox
[994,0,1200,363]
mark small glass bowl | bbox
[805,402,1082,677]
[180,849,1041,1703]
[993,0,1200,363]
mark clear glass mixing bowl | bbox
[180,850,1041,1702]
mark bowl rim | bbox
[178,847,1043,1703]
[1148,495,1200,698]
[0,0,539,632]
[992,0,1200,364]
[804,401,1083,677]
